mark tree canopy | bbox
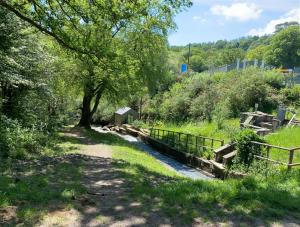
[1,0,192,127]
[265,26,300,68]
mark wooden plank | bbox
[251,141,291,151]
[254,155,286,165]
[287,163,300,167]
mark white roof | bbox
[115,107,132,115]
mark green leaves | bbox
[265,26,300,68]
[234,129,265,166]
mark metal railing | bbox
[251,141,300,169]
[150,128,224,157]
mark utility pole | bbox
[187,43,191,76]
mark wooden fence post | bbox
[288,149,294,170]
[185,134,189,152]
[179,133,181,149]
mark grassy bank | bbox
[109,130,300,225]
[154,119,240,143]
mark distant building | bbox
[114,107,138,126]
[275,21,299,32]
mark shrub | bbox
[131,120,147,129]
[0,115,42,159]
[280,86,300,105]
[263,70,285,89]
[234,129,265,166]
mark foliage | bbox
[0,9,79,159]
[1,0,192,128]
[265,26,300,68]
[0,115,44,159]
[131,120,148,129]
[145,68,283,122]
[234,129,265,166]
[212,100,230,129]
[92,98,116,124]
[168,25,299,74]
[280,86,300,105]
[246,45,267,61]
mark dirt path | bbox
[39,129,175,227]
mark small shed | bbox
[114,107,138,126]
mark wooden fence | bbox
[251,141,300,169]
[150,128,224,157]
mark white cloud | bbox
[210,2,262,21]
[193,0,298,13]
[248,8,300,36]
[192,16,207,23]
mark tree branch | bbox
[0,0,90,55]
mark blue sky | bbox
[168,0,300,46]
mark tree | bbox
[0,8,45,119]
[1,0,192,128]
[218,48,245,65]
[190,55,207,72]
[246,45,267,61]
[265,26,300,68]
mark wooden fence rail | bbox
[250,141,300,169]
[150,128,224,157]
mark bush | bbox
[280,86,300,105]
[0,115,43,159]
[131,120,147,129]
[234,129,265,166]
[145,68,282,122]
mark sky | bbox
[168,0,300,46]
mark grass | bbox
[107,129,300,225]
[153,119,300,164]
[0,159,85,225]
[266,127,300,148]
[1,126,299,226]
[0,129,86,225]
[265,127,300,164]
[154,119,240,143]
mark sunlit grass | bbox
[266,127,300,164]
[108,129,300,225]
[155,119,240,143]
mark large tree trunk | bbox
[77,62,105,128]
[78,89,93,128]
[77,82,103,128]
